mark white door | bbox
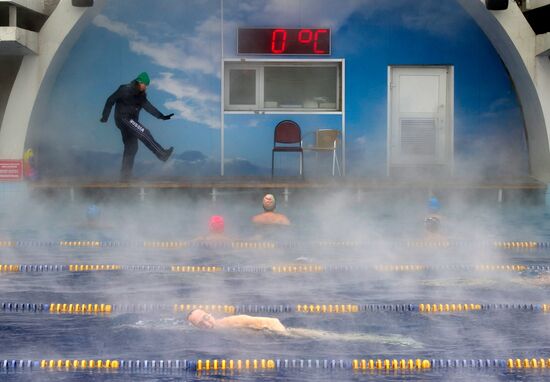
[388,66,453,173]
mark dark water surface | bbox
[1,198,550,381]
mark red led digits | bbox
[238,28,330,55]
[313,29,328,54]
[298,29,313,44]
[282,29,327,54]
[271,29,287,54]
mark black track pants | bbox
[117,118,167,179]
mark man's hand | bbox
[161,113,174,120]
[100,117,108,123]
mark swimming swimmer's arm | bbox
[216,315,286,332]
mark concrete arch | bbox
[457,0,550,181]
[1,0,549,181]
[0,0,106,160]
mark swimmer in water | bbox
[76,204,112,231]
[427,196,442,217]
[193,215,232,242]
[86,204,101,224]
[528,273,550,285]
[251,194,290,226]
[423,215,448,242]
[187,308,286,332]
[186,309,422,347]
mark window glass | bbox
[264,66,337,109]
[229,69,256,105]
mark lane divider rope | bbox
[0,358,549,372]
[2,302,549,315]
[1,264,548,273]
[1,240,549,249]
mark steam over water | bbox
[0,189,549,381]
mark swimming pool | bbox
[0,192,549,381]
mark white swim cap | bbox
[262,194,276,212]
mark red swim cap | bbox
[208,215,225,233]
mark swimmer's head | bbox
[208,215,225,234]
[424,216,440,233]
[262,194,276,212]
[86,204,100,222]
[187,308,215,329]
[428,196,441,213]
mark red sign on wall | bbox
[0,160,22,181]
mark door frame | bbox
[387,65,454,176]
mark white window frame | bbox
[223,58,343,114]
[224,65,262,111]
[221,58,346,176]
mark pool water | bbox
[0,193,549,381]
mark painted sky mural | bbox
[29,0,528,179]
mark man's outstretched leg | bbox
[121,118,173,162]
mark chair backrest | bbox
[315,129,339,149]
[274,120,301,144]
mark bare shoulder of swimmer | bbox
[251,213,265,223]
[274,213,290,225]
[252,212,290,225]
[216,315,286,332]
[252,213,274,224]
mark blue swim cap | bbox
[428,197,440,212]
[86,204,101,221]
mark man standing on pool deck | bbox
[101,72,174,180]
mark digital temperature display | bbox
[238,28,331,55]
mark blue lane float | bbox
[1,263,549,273]
[0,358,549,372]
[1,302,549,315]
[1,240,550,250]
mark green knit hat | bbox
[135,72,150,85]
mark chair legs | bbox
[332,150,336,176]
[271,150,275,178]
[332,150,341,176]
[272,151,304,178]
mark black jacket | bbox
[102,80,163,123]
